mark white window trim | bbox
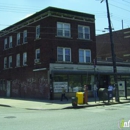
[17,33,20,45]
[16,54,20,67]
[23,52,27,66]
[79,49,91,63]
[57,22,71,38]
[57,47,71,62]
[78,25,90,40]
[9,56,12,68]
[9,36,12,48]
[4,57,7,69]
[23,30,27,43]
[4,38,8,50]
[36,25,40,39]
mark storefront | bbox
[50,63,130,99]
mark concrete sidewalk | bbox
[0,97,129,110]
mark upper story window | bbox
[34,49,40,63]
[78,25,90,40]
[36,25,40,39]
[16,54,20,67]
[57,47,71,62]
[9,36,12,48]
[4,57,7,69]
[23,52,27,66]
[17,33,20,45]
[35,49,40,59]
[23,30,27,43]
[9,56,12,68]
[4,38,8,50]
[79,49,91,63]
[57,22,71,37]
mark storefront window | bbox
[82,75,94,90]
[54,75,68,82]
[69,75,81,92]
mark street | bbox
[0,103,130,130]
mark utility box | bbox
[98,88,108,101]
[76,92,84,104]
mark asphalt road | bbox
[0,103,130,130]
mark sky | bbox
[0,0,130,35]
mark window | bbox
[34,49,40,63]
[9,56,12,68]
[57,22,70,37]
[23,52,27,65]
[35,49,40,59]
[17,33,20,45]
[23,30,27,43]
[9,36,12,48]
[4,57,7,69]
[4,38,8,50]
[78,25,90,40]
[16,54,20,67]
[79,49,91,63]
[57,47,71,62]
[36,25,40,39]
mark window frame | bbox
[16,53,20,67]
[9,56,12,68]
[57,47,71,62]
[23,30,27,43]
[78,25,90,40]
[4,57,7,69]
[9,36,12,48]
[79,49,91,63]
[36,25,40,39]
[4,38,8,50]
[35,49,40,59]
[23,52,27,66]
[17,33,20,45]
[57,22,71,38]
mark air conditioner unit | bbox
[34,59,40,63]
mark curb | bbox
[63,101,130,109]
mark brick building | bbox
[96,29,130,98]
[0,7,96,99]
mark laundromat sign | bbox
[53,82,68,93]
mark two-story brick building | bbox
[0,7,96,99]
[96,29,130,98]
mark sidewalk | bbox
[0,97,129,110]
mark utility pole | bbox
[101,0,119,102]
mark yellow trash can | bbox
[76,92,84,104]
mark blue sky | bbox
[0,0,130,35]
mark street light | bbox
[101,0,120,102]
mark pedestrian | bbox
[93,82,98,103]
[61,87,68,101]
[84,84,88,104]
[108,83,114,102]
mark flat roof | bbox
[0,6,95,33]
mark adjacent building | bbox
[96,29,130,97]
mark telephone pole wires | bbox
[101,0,120,102]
